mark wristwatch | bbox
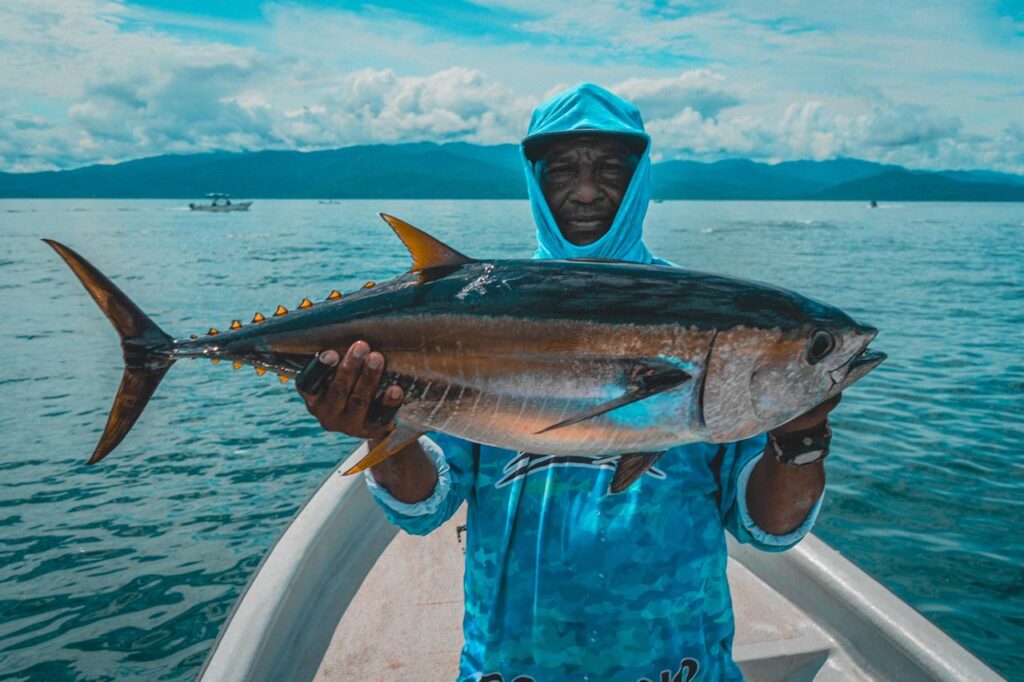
[767,421,832,467]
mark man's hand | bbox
[297,341,404,440]
[746,393,842,536]
[297,341,438,504]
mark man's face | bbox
[539,135,638,246]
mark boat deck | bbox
[316,507,868,681]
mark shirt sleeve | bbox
[363,432,475,536]
[719,434,823,552]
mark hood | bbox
[521,83,657,264]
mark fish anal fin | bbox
[379,213,473,275]
[535,360,691,435]
[342,423,425,475]
[610,452,664,494]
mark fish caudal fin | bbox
[44,240,175,464]
[342,424,425,475]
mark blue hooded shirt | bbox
[365,84,822,682]
[521,83,667,265]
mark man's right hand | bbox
[297,341,438,504]
[297,341,405,440]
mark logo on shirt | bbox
[639,657,700,682]
[474,657,698,682]
[495,452,666,488]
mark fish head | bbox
[702,287,886,441]
[746,319,885,428]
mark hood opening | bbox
[521,83,659,264]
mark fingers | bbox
[296,350,340,403]
[375,384,404,426]
[322,342,368,415]
[298,341,404,437]
[344,350,385,426]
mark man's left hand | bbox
[771,393,842,437]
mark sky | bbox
[1,0,1022,173]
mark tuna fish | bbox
[46,214,885,492]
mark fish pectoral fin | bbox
[535,360,692,435]
[379,214,473,277]
[342,423,426,475]
[610,452,664,494]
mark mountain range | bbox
[2,142,1023,201]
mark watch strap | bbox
[768,421,832,467]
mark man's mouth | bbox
[567,218,610,232]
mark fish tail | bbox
[44,239,175,464]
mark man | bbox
[299,83,837,681]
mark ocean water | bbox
[0,199,1021,680]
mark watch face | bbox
[790,449,826,466]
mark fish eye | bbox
[807,329,836,365]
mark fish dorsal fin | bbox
[379,213,472,273]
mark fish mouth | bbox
[830,327,886,391]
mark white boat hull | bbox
[189,201,252,212]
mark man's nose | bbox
[571,170,601,203]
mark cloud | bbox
[864,103,961,148]
[0,108,77,172]
[274,67,533,148]
[613,70,742,119]
[0,0,1021,173]
[0,0,537,170]
[68,54,277,153]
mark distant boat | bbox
[318,199,342,205]
[189,193,252,212]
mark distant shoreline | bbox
[3,143,1023,202]
[3,197,1023,203]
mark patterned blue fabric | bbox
[366,434,823,681]
[364,84,821,681]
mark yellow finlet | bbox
[255,366,267,377]
[378,213,472,273]
[232,360,243,370]
[211,358,221,365]
[208,328,219,335]
[278,374,289,383]
[362,281,376,289]
[274,305,288,316]
[343,424,425,475]
[298,298,314,309]
[252,312,266,324]
[230,320,242,330]
[327,290,342,300]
